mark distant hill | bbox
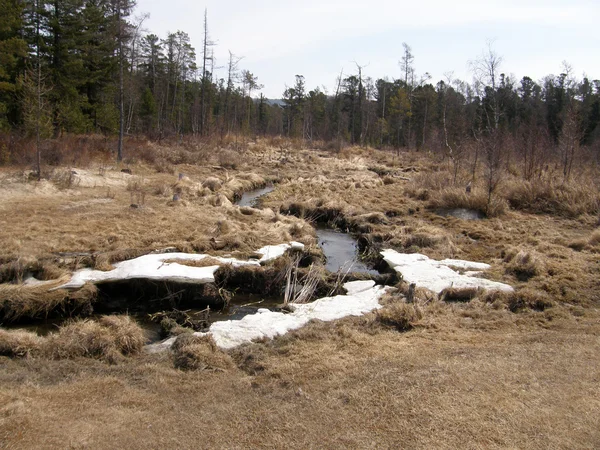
[265,99,285,107]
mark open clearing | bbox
[1,140,599,448]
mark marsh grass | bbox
[1,137,600,448]
[428,187,508,217]
[0,328,43,357]
[505,178,600,217]
[504,247,546,280]
[0,282,97,322]
[172,333,234,371]
[46,315,145,362]
[376,301,423,331]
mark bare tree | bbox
[354,61,368,146]
[560,103,582,182]
[399,43,415,147]
[223,51,243,137]
[114,0,137,162]
[469,40,503,130]
[482,130,505,216]
[125,13,149,134]
[199,9,216,136]
[241,70,263,132]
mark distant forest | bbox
[1,0,599,161]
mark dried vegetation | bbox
[0,138,600,448]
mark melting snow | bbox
[56,242,304,290]
[146,280,390,352]
[381,249,513,294]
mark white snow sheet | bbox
[56,242,304,290]
[381,249,513,294]
[256,241,305,263]
[146,280,390,352]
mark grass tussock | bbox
[398,224,456,254]
[172,333,234,371]
[376,301,423,332]
[440,287,480,302]
[202,177,223,192]
[505,178,600,217]
[46,315,145,362]
[480,288,554,312]
[569,229,600,252]
[428,187,508,218]
[0,282,97,322]
[503,247,546,280]
[0,258,66,284]
[0,329,43,358]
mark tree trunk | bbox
[117,1,124,162]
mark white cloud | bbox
[139,0,599,97]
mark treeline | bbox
[1,0,599,166]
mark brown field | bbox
[1,139,599,448]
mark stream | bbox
[5,185,382,342]
[436,208,484,220]
[315,227,379,275]
[236,185,275,207]
[237,186,379,275]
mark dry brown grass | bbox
[172,333,234,371]
[202,176,222,192]
[0,258,66,284]
[569,228,600,252]
[0,329,42,357]
[440,286,480,302]
[376,301,423,331]
[0,282,97,322]
[479,288,555,312]
[45,315,145,362]
[428,187,508,217]
[1,306,599,448]
[504,247,546,280]
[505,178,600,217]
[1,140,600,448]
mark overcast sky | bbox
[137,0,599,98]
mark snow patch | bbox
[381,249,513,294]
[56,242,304,290]
[146,280,390,352]
[256,241,305,263]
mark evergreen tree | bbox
[0,0,28,129]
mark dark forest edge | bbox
[0,1,599,185]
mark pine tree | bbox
[0,0,28,129]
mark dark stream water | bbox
[315,227,379,275]
[236,185,275,207]
[4,292,283,343]
[436,208,484,220]
[137,293,283,343]
[5,185,379,341]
